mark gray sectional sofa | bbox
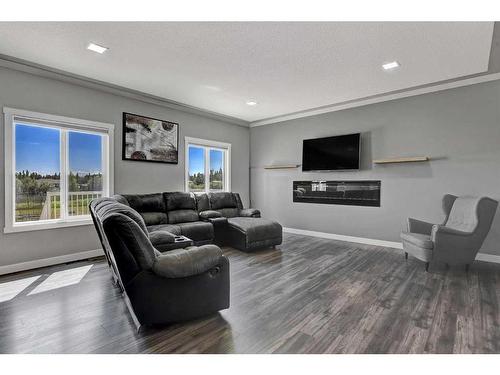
[89,191,280,327]
[114,191,283,252]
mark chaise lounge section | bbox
[199,192,283,252]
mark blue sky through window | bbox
[189,146,224,175]
[210,149,223,171]
[15,124,60,175]
[188,146,205,175]
[15,124,103,175]
[69,132,102,174]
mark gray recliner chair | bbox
[401,194,498,271]
[89,197,230,328]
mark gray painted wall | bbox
[250,79,500,256]
[0,66,249,267]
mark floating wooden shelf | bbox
[264,164,301,170]
[373,156,429,164]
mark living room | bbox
[1,1,500,373]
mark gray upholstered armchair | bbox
[401,194,498,271]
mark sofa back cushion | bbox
[93,197,148,235]
[119,193,168,226]
[209,192,237,209]
[234,193,244,210]
[209,192,240,218]
[164,192,199,224]
[90,198,157,286]
[195,193,210,212]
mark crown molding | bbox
[250,71,500,127]
[3,53,500,130]
[0,54,249,128]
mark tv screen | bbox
[302,133,361,171]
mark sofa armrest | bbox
[239,208,261,218]
[431,224,472,240]
[152,244,223,278]
[431,225,478,264]
[149,230,176,245]
[407,218,434,235]
[199,210,223,221]
[207,216,228,227]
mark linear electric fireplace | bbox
[293,180,381,207]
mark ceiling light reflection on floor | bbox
[28,265,93,296]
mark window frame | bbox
[184,136,231,194]
[3,107,114,233]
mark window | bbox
[4,108,114,233]
[185,137,231,193]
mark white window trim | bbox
[3,107,114,233]
[184,136,231,193]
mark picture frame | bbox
[122,112,179,164]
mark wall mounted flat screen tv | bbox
[302,133,361,171]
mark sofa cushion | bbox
[400,232,434,250]
[138,212,168,226]
[121,193,168,226]
[227,217,282,244]
[92,198,148,234]
[195,193,210,212]
[234,193,244,210]
[122,193,165,212]
[168,209,200,224]
[102,210,158,274]
[164,192,196,210]
[147,224,181,236]
[445,197,480,233]
[113,194,130,206]
[164,192,199,223]
[209,192,237,210]
[177,221,214,242]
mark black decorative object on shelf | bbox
[293,180,381,207]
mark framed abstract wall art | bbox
[122,112,179,164]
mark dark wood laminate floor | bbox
[1,233,499,354]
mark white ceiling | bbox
[0,22,494,123]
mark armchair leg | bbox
[425,262,430,272]
[405,252,408,261]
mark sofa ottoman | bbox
[226,217,282,252]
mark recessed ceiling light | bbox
[382,61,400,70]
[246,101,258,106]
[87,42,108,54]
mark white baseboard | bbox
[283,227,500,264]
[475,252,500,264]
[283,227,404,249]
[0,249,104,276]
[2,229,498,276]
